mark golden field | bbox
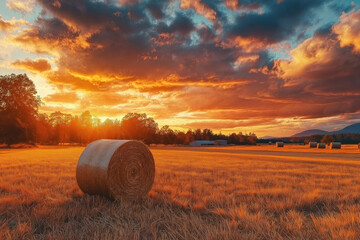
[0,145,360,240]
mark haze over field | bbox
[1,0,360,136]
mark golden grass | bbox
[0,145,360,239]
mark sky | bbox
[0,0,360,137]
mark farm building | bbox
[189,140,227,146]
[215,140,227,146]
[189,140,215,146]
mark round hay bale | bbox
[76,139,155,200]
[309,142,317,148]
[330,142,341,149]
[317,143,326,149]
[276,142,284,147]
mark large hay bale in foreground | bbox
[276,142,284,147]
[309,142,317,148]
[317,143,326,149]
[330,142,341,149]
[76,139,155,200]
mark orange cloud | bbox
[6,0,35,13]
[224,0,260,11]
[0,15,13,31]
[80,92,131,107]
[221,36,268,53]
[180,0,216,20]
[0,15,28,31]
[333,9,360,53]
[151,33,178,46]
[43,91,79,103]
[272,25,360,93]
[12,58,51,72]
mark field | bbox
[0,145,360,239]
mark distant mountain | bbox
[292,129,329,137]
[334,123,360,134]
[292,123,360,137]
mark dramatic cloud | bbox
[180,0,217,20]
[333,10,360,53]
[6,0,36,13]
[272,16,360,95]
[228,0,326,44]
[0,15,13,31]
[12,58,51,72]
[43,91,79,103]
[0,15,28,31]
[4,0,360,136]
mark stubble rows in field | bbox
[0,145,359,239]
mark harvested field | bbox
[0,145,360,239]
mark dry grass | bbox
[0,145,360,239]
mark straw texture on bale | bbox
[76,139,155,200]
[317,143,326,149]
[330,142,341,149]
[276,142,284,147]
[309,142,317,148]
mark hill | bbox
[292,122,360,137]
[334,123,360,134]
[292,129,329,137]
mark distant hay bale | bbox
[330,142,341,149]
[317,143,326,149]
[76,139,155,200]
[276,142,284,147]
[309,142,317,148]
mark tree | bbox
[321,134,335,145]
[158,125,176,144]
[80,111,93,143]
[0,74,41,145]
[121,113,158,144]
[49,111,72,144]
[35,113,51,144]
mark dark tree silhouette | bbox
[121,113,158,144]
[49,111,72,144]
[321,134,335,145]
[158,125,176,144]
[0,74,41,145]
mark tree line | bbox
[0,74,257,146]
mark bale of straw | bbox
[330,142,341,149]
[317,143,326,149]
[76,139,155,200]
[309,142,317,148]
[276,142,284,147]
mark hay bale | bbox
[317,143,326,149]
[330,142,341,149]
[76,139,155,200]
[276,142,284,147]
[309,142,317,148]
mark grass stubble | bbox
[0,145,359,239]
